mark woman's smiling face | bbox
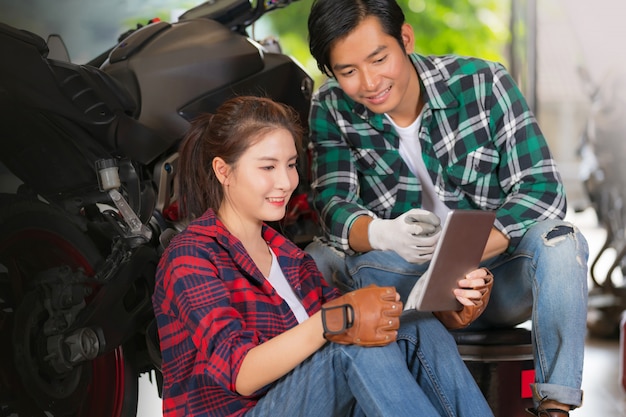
[219,127,299,225]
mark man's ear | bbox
[212,157,230,185]
[401,23,415,54]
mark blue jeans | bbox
[305,219,589,409]
[246,310,493,417]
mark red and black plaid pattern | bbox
[153,209,340,417]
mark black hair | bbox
[308,0,406,77]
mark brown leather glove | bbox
[433,268,493,330]
[321,285,402,346]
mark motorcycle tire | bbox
[0,195,139,417]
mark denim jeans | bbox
[305,219,589,409]
[247,310,493,417]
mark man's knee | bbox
[305,239,353,292]
[522,220,589,264]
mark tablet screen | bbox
[404,210,496,311]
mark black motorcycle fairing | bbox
[1,104,109,200]
[101,17,266,146]
[178,50,313,130]
[0,21,49,55]
[0,23,170,199]
[180,0,251,20]
[0,23,136,129]
[108,20,171,65]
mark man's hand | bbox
[368,209,441,263]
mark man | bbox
[304,1,590,416]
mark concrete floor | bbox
[576,337,624,416]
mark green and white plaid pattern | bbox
[309,53,565,255]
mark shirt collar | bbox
[188,208,305,261]
[410,53,459,110]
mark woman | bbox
[152,95,494,417]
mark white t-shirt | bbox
[266,248,309,323]
[385,113,450,222]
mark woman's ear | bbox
[212,157,230,185]
[401,23,415,54]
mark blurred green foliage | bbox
[114,0,511,89]
[263,0,511,87]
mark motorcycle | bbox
[0,0,316,415]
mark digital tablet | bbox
[404,210,496,312]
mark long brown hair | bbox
[177,96,303,220]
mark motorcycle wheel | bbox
[0,196,139,417]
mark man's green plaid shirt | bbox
[308,53,566,255]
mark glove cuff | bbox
[368,218,386,250]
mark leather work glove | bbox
[321,285,402,346]
[368,208,442,264]
[434,268,494,330]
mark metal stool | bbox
[453,327,535,417]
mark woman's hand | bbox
[322,285,402,346]
[434,268,494,330]
[454,267,492,307]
